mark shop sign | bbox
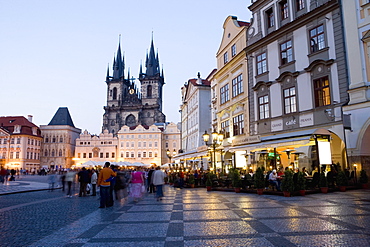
[271,119,283,132]
[299,113,314,127]
[232,135,261,145]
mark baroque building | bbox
[40,107,81,169]
[102,39,166,135]
[244,0,348,172]
[0,115,42,170]
[342,0,370,171]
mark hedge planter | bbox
[234,187,241,193]
[299,190,306,196]
[283,191,291,197]
[320,187,328,193]
[361,183,369,189]
[257,188,264,195]
[206,186,212,191]
[339,186,346,192]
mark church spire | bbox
[113,39,124,80]
[145,36,160,76]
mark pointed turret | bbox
[145,38,160,76]
[113,42,124,79]
[106,64,110,82]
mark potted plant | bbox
[168,174,174,186]
[359,170,368,189]
[231,169,242,193]
[296,171,306,196]
[336,170,348,192]
[281,170,294,197]
[254,167,265,195]
[188,174,195,188]
[205,173,212,191]
[319,171,328,193]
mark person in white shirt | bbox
[268,169,281,191]
[152,167,166,201]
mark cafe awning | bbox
[230,128,331,152]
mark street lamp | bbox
[166,149,176,164]
[202,130,224,172]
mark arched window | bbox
[59,149,62,157]
[126,114,136,127]
[51,149,55,157]
[113,87,117,100]
[147,85,152,98]
[44,150,48,156]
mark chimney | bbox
[28,115,33,123]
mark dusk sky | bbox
[0,0,252,134]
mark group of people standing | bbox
[79,162,167,208]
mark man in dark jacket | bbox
[78,167,90,197]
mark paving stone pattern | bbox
[1,182,370,246]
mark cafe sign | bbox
[232,135,261,146]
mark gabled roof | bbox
[0,116,41,136]
[48,107,75,127]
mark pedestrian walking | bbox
[90,169,97,196]
[152,167,166,201]
[0,166,7,184]
[78,167,89,197]
[97,162,116,208]
[65,170,76,197]
[48,171,57,191]
[129,168,145,202]
[60,172,66,192]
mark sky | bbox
[0,0,252,135]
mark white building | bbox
[177,72,213,169]
[342,0,370,171]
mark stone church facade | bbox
[102,39,166,135]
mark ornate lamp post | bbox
[202,130,224,172]
[166,149,176,164]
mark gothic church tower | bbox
[102,38,166,135]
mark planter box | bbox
[339,186,346,192]
[320,187,328,193]
[299,190,306,196]
[283,191,291,197]
[257,188,263,195]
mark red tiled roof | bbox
[238,21,250,27]
[0,116,41,137]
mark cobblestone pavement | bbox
[1,179,370,246]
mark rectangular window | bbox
[232,74,243,97]
[314,76,331,107]
[233,114,244,136]
[257,53,267,75]
[143,142,146,147]
[143,152,147,158]
[296,0,305,11]
[89,153,92,158]
[106,152,109,158]
[131,152,134,158]
[0,139,2,144]
[266,8,274,28]
[126,142,129,147]
[310,25,325,53]
[220,84,230,104]
[154,142,158,147]
[154,152,158,158]
[10,152,13,159]
[280,0,289,20]
[83,153,87,158]
[259,95,270,119]
[126,152,129,158]
[280,40,293,65]
[138,142,141,147]
[112,153,115,158]
[131,142,134,147]
[121,152,124,158]
[221,120,230,138]
[223,52,228,64]
[284,87,297,114]
[149,152,152,158]
[11,138,14,144]
[138,152,141,158]
[16,152,19,159]
[231,44,236,57]
[17,138,20,144]
[149,142,152,147]
[3,139,7,144]
[100,153,103,158]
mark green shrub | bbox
[281,170,294,192]
[359,170,368,184]
[254,167,265,189]
[319,171,328,188]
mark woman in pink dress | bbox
[129,168,145,202]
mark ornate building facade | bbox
[40,107,81,169]
[0,115,42,170]
[102,39,166,135]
